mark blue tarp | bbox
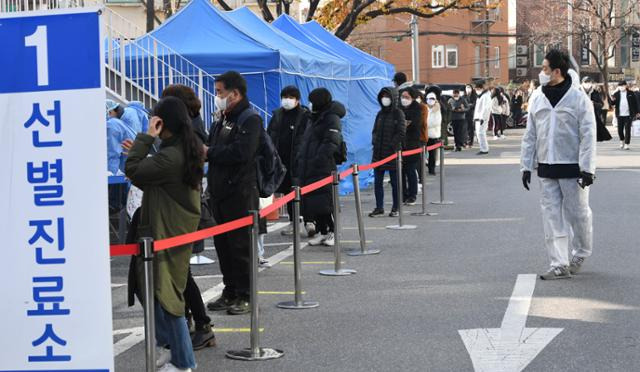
[273,15,394,191]
[133,0,281,118]
[223,7,350,116]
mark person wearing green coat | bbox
[125,96,203,372]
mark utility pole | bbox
[411,14,420,83]
[146,0,155,32]
[484,7,490,79]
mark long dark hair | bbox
[492,87,505,105]
[152,97,204,190]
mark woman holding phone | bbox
[125,96,204,372]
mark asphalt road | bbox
[112,129,640,371]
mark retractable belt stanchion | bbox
[140,237,156,372]
[319,172,357,276]
[278,187,319,309]
[226,211,284,361]
[387,151,416,230]
[412,145,438,216]
[347,164,380,256]
[432,144,454,205]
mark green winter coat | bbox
[125,133,200,316]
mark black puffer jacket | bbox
[402,100,422,152]
[296,101,345,217]
[372,87,405,171]
[267,105,310,194]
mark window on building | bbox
[621,33,630,68]
[607,45,616,68]
[432,45,445,68]
[445,45,458,68]
[534,44,545,67]
[494,46,500,68]
[474,45,481,76]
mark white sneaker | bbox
[500,134,507,139]
[493,135,499,140]
[620,141,625,149]
[156,347,171,368]
[323,232,335,246]
[157,362,191,372]
[258,257,272,268]
[280,223,294,236]
[308,234,327,246]
[624,144,630,150]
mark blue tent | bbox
[273,15,394,191]
[223,7,350,113]
[131,0,280,121]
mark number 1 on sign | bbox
[25,25,49,86]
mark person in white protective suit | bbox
[473,80,492,155]
[521,49,597,280]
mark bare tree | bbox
[524,0,640,95]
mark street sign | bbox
[0,8,114,372]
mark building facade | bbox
[349,0,510,86]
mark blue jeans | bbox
[374,168,398,210]
[155,300,196,369]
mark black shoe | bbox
[368,208,385,218]
[476,151,489,155]
[227,298,251,315]
[428,170,436,175]
[191,324,216,351]
[389,209,399,217]
[455,147,462,152]
[207,295,235,311]
[405,197,417,206]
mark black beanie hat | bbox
[308,88,332,113]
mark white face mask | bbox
[453,96,460,100]
[281,98,297,111]
[466,88,472,94]
[620,86,627,92]
[215,95,228,112]
[475,89,483,95]
[426,98,436,106]
[582,83,592,91]
[538,71,551,86]
[401,98,412,107]
[381,97,392,107]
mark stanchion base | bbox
[190,255,215,265]
[411,211,439,216]
[347,249,381,256]
[318,269,357,276]
[226,348,284,361]
[277,300,319,309]
[386,224,417,230]
[431,201,454,205]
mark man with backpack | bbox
[204,71,262,315]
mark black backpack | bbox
[237,109,287,198]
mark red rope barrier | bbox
[109,141,448,256]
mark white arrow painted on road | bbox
[459,274,563,372]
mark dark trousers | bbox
[374,168,398,210]
[452,119,467,149]
[617,116,632,144]
[402,158,419,200]
[427,138,439,174]
[466,114,475,145]
[492,114,504,136]
[211,187,258,299]
[184,269,211,329]
[315,213,334,234]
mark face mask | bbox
[401,98,412,107]
[416,97,422,103]
[620,87,627,92]
[466,88,472,94]
[538,71,551,86]
[582,83,592,91]
[426,98,436,106]
[281,98,296,111]
[215,95,228,112]
[381,97,392,107]
[453,96,460,101]
[475,89,483,95]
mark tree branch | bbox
[257,0,274,22]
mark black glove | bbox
[522,171,531,191]
[578,171,594,189]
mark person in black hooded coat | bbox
[400,87,422,204]
[369,86,405,218]
[295,88,345,246]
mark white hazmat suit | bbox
[521,83,597,269]
[473,90,492,153]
